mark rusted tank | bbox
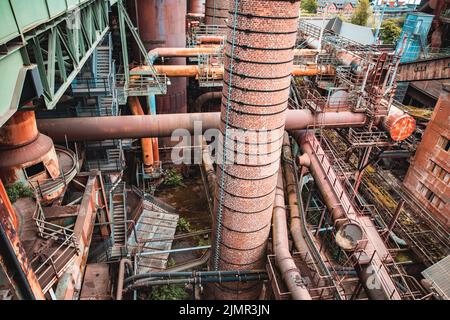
[211,0,301,300]
[0,111,76,203]
[383,105,416,142]
[205,0,229,25]
[189,0,205,14]
[136,0,187,114]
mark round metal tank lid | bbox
[335,222,364,251]
[388,114,416,142]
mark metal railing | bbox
[32,201,79,293]
[27,146,79,201]
[115,73,168,104]
[72,75,114,95]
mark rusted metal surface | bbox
[129,97,155,173]
[272,169,312,300]
[293,131,364,250]
[205,0,229,25]
[0,179,45,299]
[0,111,39,148]
[397,56,450,82]
[54,172,105,300]
[189,0,205,14]
[211,0,301,300]
[403,83,450,229]
[79,263,112,300]
[293,132,402,300]
[147,46,221,60]
[383,105,417,142]
[134,63,332,78]
[37,110,367,141]
[136,0,187,114]
[0,110,66,203]
[194,91,222,112]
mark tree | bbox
[301,0,318,14]
[380,19,402,44]
[351,0,372,26]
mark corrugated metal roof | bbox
[422,255,450,300]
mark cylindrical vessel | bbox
[211,0,301,299]
[189,0,205,14]
[136,0,187,114]
[205,0,229,25]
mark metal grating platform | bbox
[422,255,450,300]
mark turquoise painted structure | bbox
[396,12,434,63]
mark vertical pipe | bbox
[211,0,301,300]
[189,0,205,14]
[128,97,154,173]
[273,169,312,300]
[136,0,187,114]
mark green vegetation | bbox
[167,257,176,267]
[148,285,188,300]
[351,0,372,26]
[162,168,184,187]
[380,18,403,44]
[177,217,192,233]
[301,0,317,14]
[6,182,33,203]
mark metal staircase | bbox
[110,182,127,259]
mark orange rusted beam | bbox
[0,179,45,300]
[128,97,155,173]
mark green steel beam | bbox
[0,0,111,126]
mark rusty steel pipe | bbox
[194,91,222,112]
[147,47,221,63]
[292,131,364,251]
[188,0,204,14]
[128,97,155,173]
[281,134,310,254]
[136,0,187,114]
[273,169,312,300]
[134,64,332,78]
[116,258,133,300]
[210,0,302,300]
[37,110,367,142]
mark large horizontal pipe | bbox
[147,47,222,63]
[134,64,333,78]
[37,110,367,142]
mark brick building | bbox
[403,83,450,229]
[317,0,357,16]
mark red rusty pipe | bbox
[128,97,155,173]
[197,36,224,44]
[116,258,133,300]
[147,47,222,62]
[291,131,364,251]
[194,91,222,112]
[37,110,367,142]
[133,64,333,78]
[281,134,310,254]
[273,168,312,300]
[189,0,204,14]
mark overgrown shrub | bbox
[148,285,187,300]
[6,182,33,203]
[162,168,184,187]
[177,217,191,233]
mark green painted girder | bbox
[0,0,111,126]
